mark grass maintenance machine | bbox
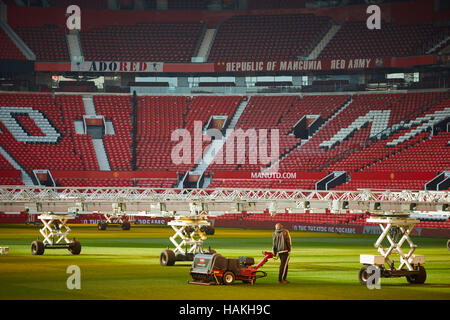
[188,251,275,285]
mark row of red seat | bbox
[319,21,448,60]
[209,14,331,62]
[80,22,204,62]
[206,94,350,174]
[94,95,133,171]
[14,25,69,61]
[0,27,26,60]
[3,14,447,62]
[0,92,448,191]
[135,96,241,172]
[278,92,448,174]
[0,93,85,172]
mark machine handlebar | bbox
[262,251,276,260]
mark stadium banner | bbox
[34,56,443,73]
[212,220,450,237]
[162,63,215,73]
[213,172,326,180]
[0,213,449,237]
[70,61,164,72]
[439,54,450,64]
[73,215,172,226]
[34,62,71,72]
[390,55,439,67]
[214,57,391,72]
[212,219,365,233]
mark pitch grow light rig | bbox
[0,186,447,276]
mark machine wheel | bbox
[31,240,45,255]
[68,240,82,255]
[121,221,131,231]
[406,266,426,284]
[98,222,107,230]
[447,239,450,251]
[160,249,176,266]
[358,265,371,286]
[222,271,235,285]
[201,225,215,236]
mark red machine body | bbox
[189,251,275,285]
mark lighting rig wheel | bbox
[160,249,176,266]
[121,221,131,231]
[200,225,215,236]
[222,271,235,285]
[358,265,370,286]
[98,222,107,230]
[68,240,82,255]
[406,266,426,284]
[31,240,45,255]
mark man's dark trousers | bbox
[278,252,290,282]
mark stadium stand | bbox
[135,177,178,188]
[319,21,449,59]
[0,176,24,185]
[334,178,434,191]
[365,132,450,173]
[55,178,133,187]
[80,22,205,62]
[135,96,189,172]
[0,93,84,172]
[0,92,448,186]
[277,92,448,173]
[14,25,70,61]
[0,155,15,170]
[248,0,308,10]
[0,2,449,232]
[135,96,242,173]
[208,14,332,62]
[49,0,108,10]
[326,92,449,172]
[0,28,26,61]
[207,177,320,190]
[55,95,101,170]
[168,0,208,10]
[205,95,350,174]
[214,210,450,229]
[93,95,133,171]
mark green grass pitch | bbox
[0,224,449,300]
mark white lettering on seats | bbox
[0,107,60,143]
[386,107,450,147]
[320,110,391,149]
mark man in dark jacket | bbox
[272,223,292,284]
